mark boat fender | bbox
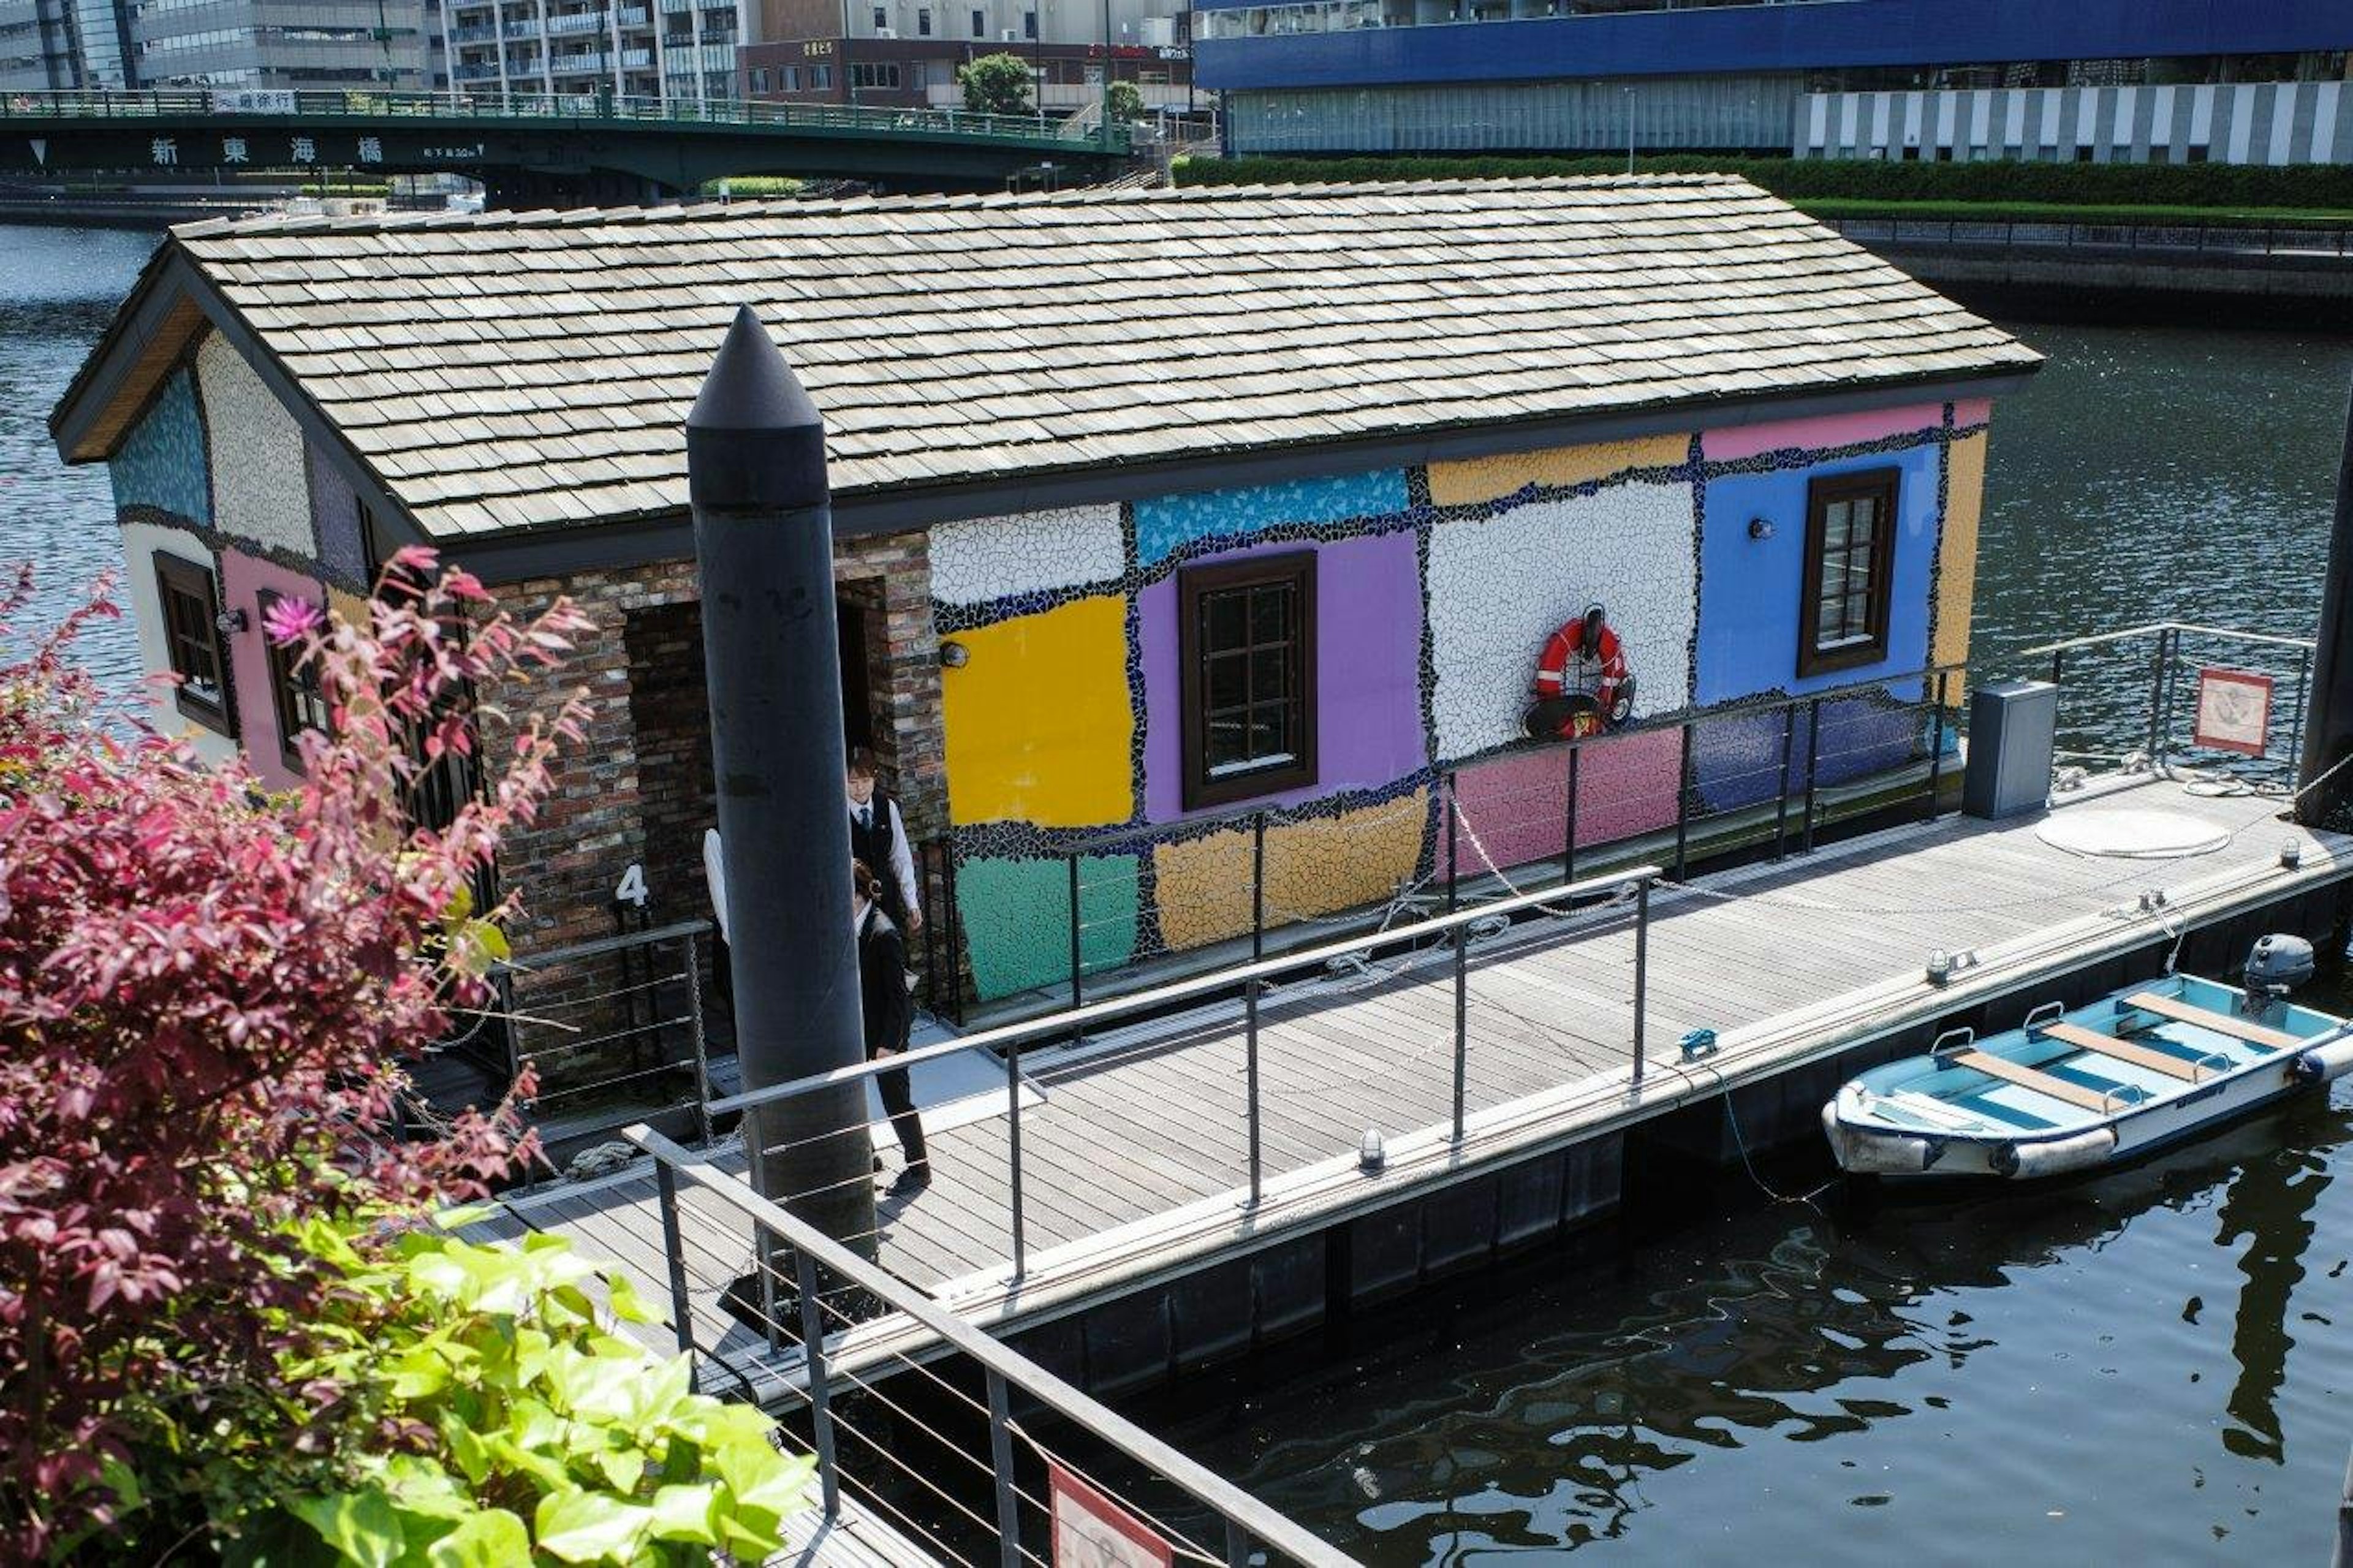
[2290,1034,2353,1086]
[1990,1126,2116,1180]
[1820,1100,1935,1175]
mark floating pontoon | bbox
[1823,937,2353,1180]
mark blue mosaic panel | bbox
[305,442,367,585]
[1691,688,1933,814]
[1133,469,1409,569]
[108,368,210,526]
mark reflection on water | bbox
[0,225,157,690]
[1112,1086,2353,1564]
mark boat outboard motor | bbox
[2242,933,2316,1016]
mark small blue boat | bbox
[1823,936,2353,1181]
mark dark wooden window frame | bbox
[153,550,235,737]
[1797,467,1901,680]
[256,588,328,773]
[1177,551,1317,811]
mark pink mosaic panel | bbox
[1442,725,1684,879]
[1700,403,1944,463]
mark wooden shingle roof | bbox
[152,176,2036,541]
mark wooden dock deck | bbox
[484,771,2353,1399]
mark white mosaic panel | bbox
[927,504,1124,607]
[120,520,238,768]
[1427,481,1697,761]
[196,331,314,559]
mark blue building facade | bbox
[1199,0,2353,157]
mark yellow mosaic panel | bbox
[1933,430,1988,675]
[1152,787,1430,951]
[941,594,1135,828]
[1426,433,1690,509]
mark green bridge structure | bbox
[0,88,1134,206]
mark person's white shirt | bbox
[851,794,922,921]
[701,827,730,946]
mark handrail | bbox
[499,915,710,969]
[2017,619,2316,657]
[708,863,1663,1117]
[626,1124,1360,1567]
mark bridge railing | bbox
[0,87,1130,152]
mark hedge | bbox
[1173,153,2353,211]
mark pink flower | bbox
[261,594,325,646]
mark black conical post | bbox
[688,305,877,1254]
[2298,376,2353,831]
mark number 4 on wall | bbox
[614,863,650,908]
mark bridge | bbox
[0,88,1133,206]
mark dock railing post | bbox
[2146,625,2170,765]
[1065,851,1083,1045]
[2290,644,2315,784]
[1224,1520,1251,1567]
[1444,769,1459,912]
[792,1248,843,1521]
[1561,743,1580,890]
[1250,810,1267,962]
[1006,1042,1026,1274]
[1801,697,1824,854]
[1673,722,1693,881]
[1772,702,1796,860]
[683,931,712,1146]
[1631,878,1650,1087]
[1245,977,1262,1205]
[1925,672,1950,822]
[652,1158,697,1378]
[1447,771,1467,1143]
[986,1370,1021,1568]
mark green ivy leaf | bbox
[291,1486,404,1568]
[423,1507,529,1568]
[534,1490,654,1564]
[604,1270,654,1326]
[648,1483,719,1545]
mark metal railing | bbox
[708,860,1663,1274]
[488,917,717,1184]
[2025,619,2317,784]
[1830,215,2353,263]
[629,1124,1358,1566]
[0,86,1133,152]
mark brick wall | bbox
[482,529,947,1061]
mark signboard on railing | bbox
[213,89,297,115]
[2193,667,2273,757]
[1049,1461,1173,1567]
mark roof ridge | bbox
[168,171,1754,241]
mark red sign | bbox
[2192,667,2274,758]
[1048,1461,1173,1567]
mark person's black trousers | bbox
[873,1051,926,1170]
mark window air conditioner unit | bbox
[1001,27,1014,37]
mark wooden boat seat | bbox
[2036,1019,2205,1083]
[2121,991,2300,1051]
[1953,1048,2127,1113]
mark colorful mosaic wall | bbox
[933,402,1994,1001]
[109,368,210,527]
[196,333,317,561]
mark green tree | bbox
[1107,79,1144,124]
[958,51,1034,116]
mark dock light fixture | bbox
[1358,1126,1386,1173]
[1926,949,1951,986]
[940,638,970,668]
[2282,838,2304,870]
[1746,517,1775,541]
[214,607,248,635]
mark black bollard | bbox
[2299,375,2353,831]
[688,305,879,1255]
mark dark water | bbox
[0,224,156,689]
[1093,324,2353,1566]
[8,227,2353,1563]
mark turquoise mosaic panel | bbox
[1133,469,1409,569]
[107,368,210,526]
[953,853,1140,1001]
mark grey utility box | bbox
[1963,679,2058,820]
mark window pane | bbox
[1249,584,1290,643]
[1205,591,1246,650]
[1249,647,1287,702]
[1248,712,1289,762]
[1207,653,1246,709]
[1849,496,1878,543]
[1205,716,1249,769]
[1821,499,1851,550]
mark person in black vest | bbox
[855,858,928,1192]
[847,748,923,938]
